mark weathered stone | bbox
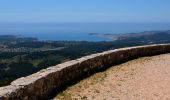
[0,44,170,100]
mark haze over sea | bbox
[0,22,170,41]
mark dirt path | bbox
[54,54,170,100]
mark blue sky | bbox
[0,0,170,23]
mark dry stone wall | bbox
[0,44,170,100]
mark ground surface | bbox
[54,53,170,100]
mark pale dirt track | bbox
[54,53,170,100]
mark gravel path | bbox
[54,54,170,100]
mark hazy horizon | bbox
[0,22,170,41]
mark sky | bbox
[0,0,170,23]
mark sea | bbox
[0,22,170,41]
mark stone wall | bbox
[0,44,170,100]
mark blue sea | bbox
[0,22,170,41]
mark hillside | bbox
[0,31,170,87]
[90,30,170,43]
[0,44,170,99]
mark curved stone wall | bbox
[0,44,170,100]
